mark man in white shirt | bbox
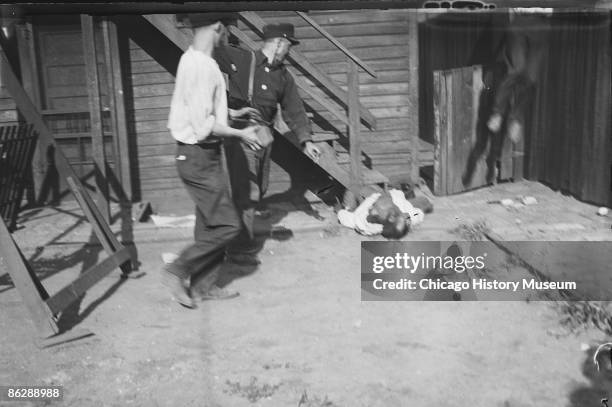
[163,13,261,308]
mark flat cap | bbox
[262,23,299,45]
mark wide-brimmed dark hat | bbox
[262,23,299,45]
[176,12,239,28]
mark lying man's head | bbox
[367,193,395,224]
[381,207,410,240]
[367,195,410,240]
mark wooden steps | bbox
[311,132,339,142]
[312,141,388,187]
[144,14,389,191]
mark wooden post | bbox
[81,14,109,222]
[102,17,131,202]
[347,59,362,194]
[407,11,420,185]
[0,217,58,338]
[15,21,45,204]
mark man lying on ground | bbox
[337,184,433,239]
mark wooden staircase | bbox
[143,13,389,192]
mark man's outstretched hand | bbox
[240,126,263,151]
[303,141,321,162]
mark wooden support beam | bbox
[46,246,131,315]
[102,18,132,202]
[66,177,131,279]
[15,22,43,204]
[347,60,362,193]
[295,11,377,78]
[14,23,41,112]
[143,14,190,49]
[0,218,58,337]
[239,11,377,130]
[81,14,109,222]
[407,11,420,184]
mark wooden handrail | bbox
[347,59,363,193]
[295,11,377,79]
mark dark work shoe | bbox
[161,269,196,309]
[227,253,262,266]
[196,285,240,301]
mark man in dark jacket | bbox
[215,22,320,265]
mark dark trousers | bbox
[168,143,241,290]
[224,136,272,255]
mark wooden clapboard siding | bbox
[527,11,612,206]
[252,10,418,184]
[122,10,418,210]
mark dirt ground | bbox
[1,180,612,407]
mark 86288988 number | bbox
[1,386,63,401]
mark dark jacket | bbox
[215,45,313,145]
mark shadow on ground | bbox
[568,345,612,407]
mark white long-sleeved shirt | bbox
[167,47,228,144]
[337,189,425,236]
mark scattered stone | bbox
[597,207,609,216]
[520,196,538,205]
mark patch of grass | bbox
[224,376,281,403]
[450,220,490,241]
[554,301,612,336]
[298,390,337,407]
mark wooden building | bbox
[0,10,426,214]
[0,6,610,217]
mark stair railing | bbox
[294,12,378,191]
